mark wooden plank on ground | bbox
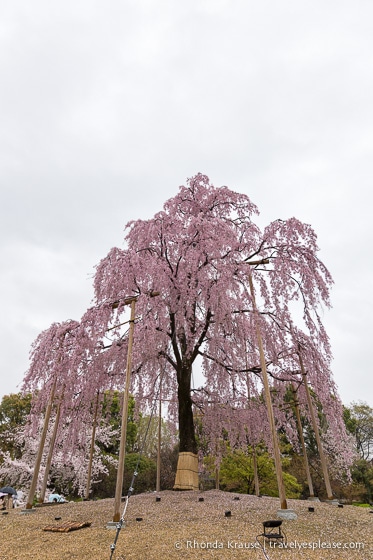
[43,521,91,533]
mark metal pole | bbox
[248,273,288,509]
[113,299,136,522]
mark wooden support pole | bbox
[85,391,100,500]
[39,397,62,503]
[248,273,288,509]
[113,298,136,522]
[252,444,260,497]
[291,384,315,498]
[245,359,260,497]
[298,352,334,500]
[215,465,220,490]
[156,381,162,493]
[26,377,57,509]
[214,439,220,490]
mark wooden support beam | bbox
[248,273,288,510]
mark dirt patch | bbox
[0,490,371,559]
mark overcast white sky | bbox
[1,1,372,408]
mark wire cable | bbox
[255,535,272,560]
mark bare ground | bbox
[0,490,371,560]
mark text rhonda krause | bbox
[186,540,259,549]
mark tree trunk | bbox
[173,362,199,490]
[177,364,197,454]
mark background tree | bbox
[0,393,33,489]
[342,402,373,503]
[0,393,32,460]
[345,402,373,461]
[99,392,138,455]
[218,447,302,498]
[0,390,169,499]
